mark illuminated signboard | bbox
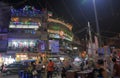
[11,6,42,17]
[9,17,41,29]
[49,33,60,39]
[38,40,46,52]
[9,25,39,29]
[49,33,73,41]
[48,23,73,41]
[49,40,59,53]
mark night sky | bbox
[2,0,120,39]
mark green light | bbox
[27,22,31,25]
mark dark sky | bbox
[2,0,120,38]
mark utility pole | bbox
[88,22,92,48]
[88,22,93,59]
[93,0,101,47]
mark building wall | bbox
[7,6,45,53]
[7,6,74,54]
[0,2,10,33]
[0,2,10,53]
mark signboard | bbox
[9,25,39,29]
[49,40,59,53]
[49,33,60,39]
[9,17,41,29]
[38,40,46,52]
[98,48,104,55]
[97,46,111,56]
[49,33,73,41]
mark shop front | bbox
[0,53,15,66]
[8,39,39,52]
[16,52,41,62]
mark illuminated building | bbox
[7,6,46,61]
[0,2,10,52]
[7,6,74,61]
[0,2,11,65]
[47,18,73,54]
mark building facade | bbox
[6,6,74,61]
[0,2,11,65]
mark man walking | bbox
[47,60,54,78]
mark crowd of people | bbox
[0,56,120,78]
[23,58,120,78]
[78,57,120,78]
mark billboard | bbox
[49,40,59,53]
[9,17,41,29]
[38,40,46,52]
[97,46,111,56]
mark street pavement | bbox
[0,74,18,78]
[0,73,61,78]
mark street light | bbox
[93,0,101,47]
[60,57,65,62]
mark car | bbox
[2,63,26,75]
[14,59,36,65]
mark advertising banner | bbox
[49,40,59,53]
[38,40,46,52]
[97,46,111,56]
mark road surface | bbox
[0,73,61,78]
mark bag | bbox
[32,70,38,75]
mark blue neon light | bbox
[11,6,42,17]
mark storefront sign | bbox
[49,40,59,53]
[97,46,111,55]
[38,40,46,52]
[49,33,72,41]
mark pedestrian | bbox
[1,63,4,72]
[112,58,120,78]
[36,61,42,78]
[92,59,108,78]
[47,60,54,78]
[27,62,33,78]
[32,61,38,78]
[61,67,66,78]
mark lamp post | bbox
[93,0,101,47]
